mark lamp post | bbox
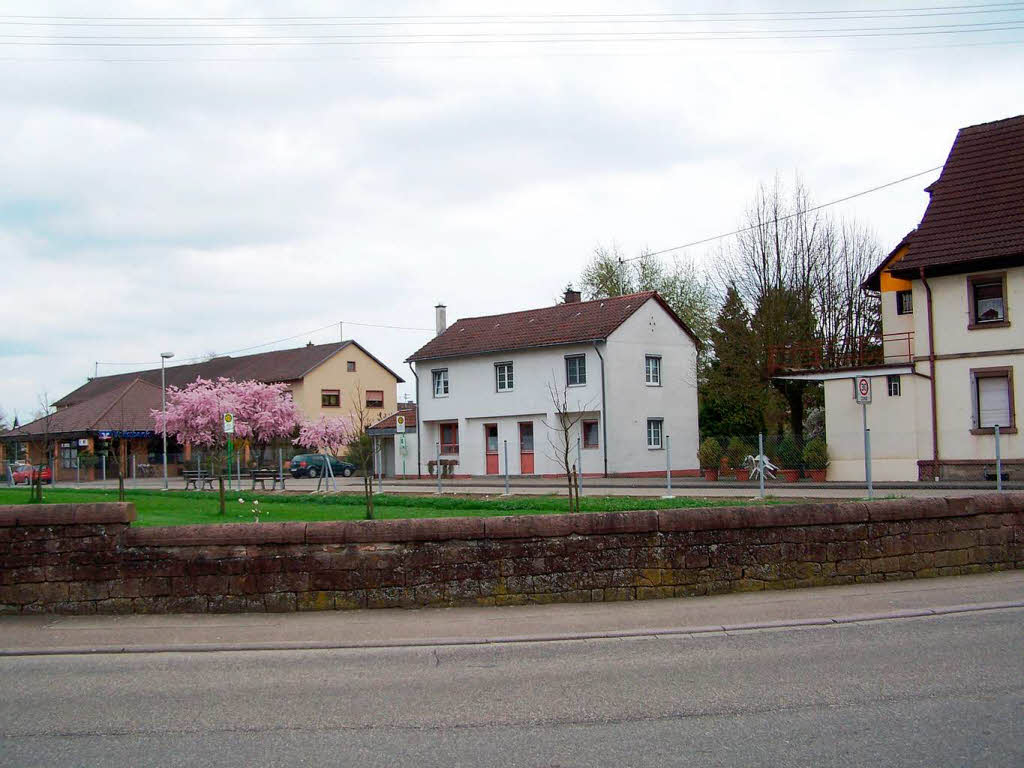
[160,352,174,490]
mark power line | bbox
[94,319,433,369]
[620,166,943,263]
[3,3,1022,21]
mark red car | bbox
[11,464,52,485]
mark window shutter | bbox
[978,376,1010,428]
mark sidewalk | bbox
[2,571,1022,656]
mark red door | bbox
[519,422,534,475]
[484,424,499,474]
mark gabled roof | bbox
[2,378,163,439]
[890,114,1024,276]
[862,229,916,291]
[54,340,403,408]
[406,291,700,363]
[367,404,417,435]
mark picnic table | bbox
[249,468,286,491]
[182,470,215,491]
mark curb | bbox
[2,600,1022,658]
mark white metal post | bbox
[101,453,106,483]
[131,455,136,487]
[662,434,673,499]
[436,441,442,494]
[503,440,509,496]
[863,402,873,499]
[995,424,1003,492]
[758,433,765,499]
[278,448,283,489]
[376,437,383,494]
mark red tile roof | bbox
[3,379,163,438]
[406,291,699,363]
[53,340,403,409]
[891,114,1024,276]
[368,404,417,433]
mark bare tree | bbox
[543,379,592,513]
[716,175,882,437]
[346,383,377,519]
[30,393,55,503]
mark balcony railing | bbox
[768,332,914,373]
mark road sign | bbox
[395,414,406,433]
[854,376,872,404]
[223,413,235,434]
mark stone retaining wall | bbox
[1,495,1022,614]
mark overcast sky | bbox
[2,1,1022,421]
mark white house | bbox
[777,114,1023,481]
[404,289,701,478]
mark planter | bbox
[778,469,800,483]
[807,469,827,482]
[703,469,719,482]
[734,469,750,482]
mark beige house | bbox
[2,340,403,476]
[777,115,1023,481]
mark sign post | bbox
[854,377,873,499]
[223,413,235,491]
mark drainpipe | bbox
[920,267,940,481]
[594,342,609,478]
[408,362,421,479]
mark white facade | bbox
[411,297,699,477]
[819,266,1022,481]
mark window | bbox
[968,273,1008,328]
[365,390,384,408]
[432,369,449,397]
[347,361,356,372]
[321,389,340,407]
[495,361,513,392]
[645,355,661,385]
[566,355,587,386]
[646,418,663,449]
[440,422,459,454]
[896,290,913,315]
[972,367,1015,433]
[583,419,599,448]
[887,375,901,397]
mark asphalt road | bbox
[2,608,1022,767]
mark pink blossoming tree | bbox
[294,414,353,495]
[152,377,300,466]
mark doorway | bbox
[519,422,534,474]
[484,424,499,474]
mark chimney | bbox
[563,287,581,304]
[435,303,447,335]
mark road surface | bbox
[2,607,1021,766]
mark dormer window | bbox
[968,273,1008,328]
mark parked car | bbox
[11,464,52,485]
[289,454,355,479]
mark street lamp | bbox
[160,352,174,490]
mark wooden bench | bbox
[183,470,215,491]
[250,468,285,491]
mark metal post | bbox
[278,448,284,489]
[75,459,79,486]
[131,455,136,486]
[436,441,442,494]
[577,436,584,498]
[863,402,873,499]
[995,424,1002,492]
[665,434,672,497]
[758,433,765,499]
[101,453,106,483]
[376,438,383,494]
[503,440,509,495]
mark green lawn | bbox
[0,487,776,527]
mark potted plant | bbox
[803,438,829,482]
[698,437,723,481]
[776,434,801,482]
[726,437,751,480]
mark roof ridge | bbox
[957,113,1024,134]
[448,290,656,326]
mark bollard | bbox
[278,448,284,489]
[101,454,106,483]
[663,434,673,499]
[503,440,509,496]
[436,441,442,495]
[577,436,584,499]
